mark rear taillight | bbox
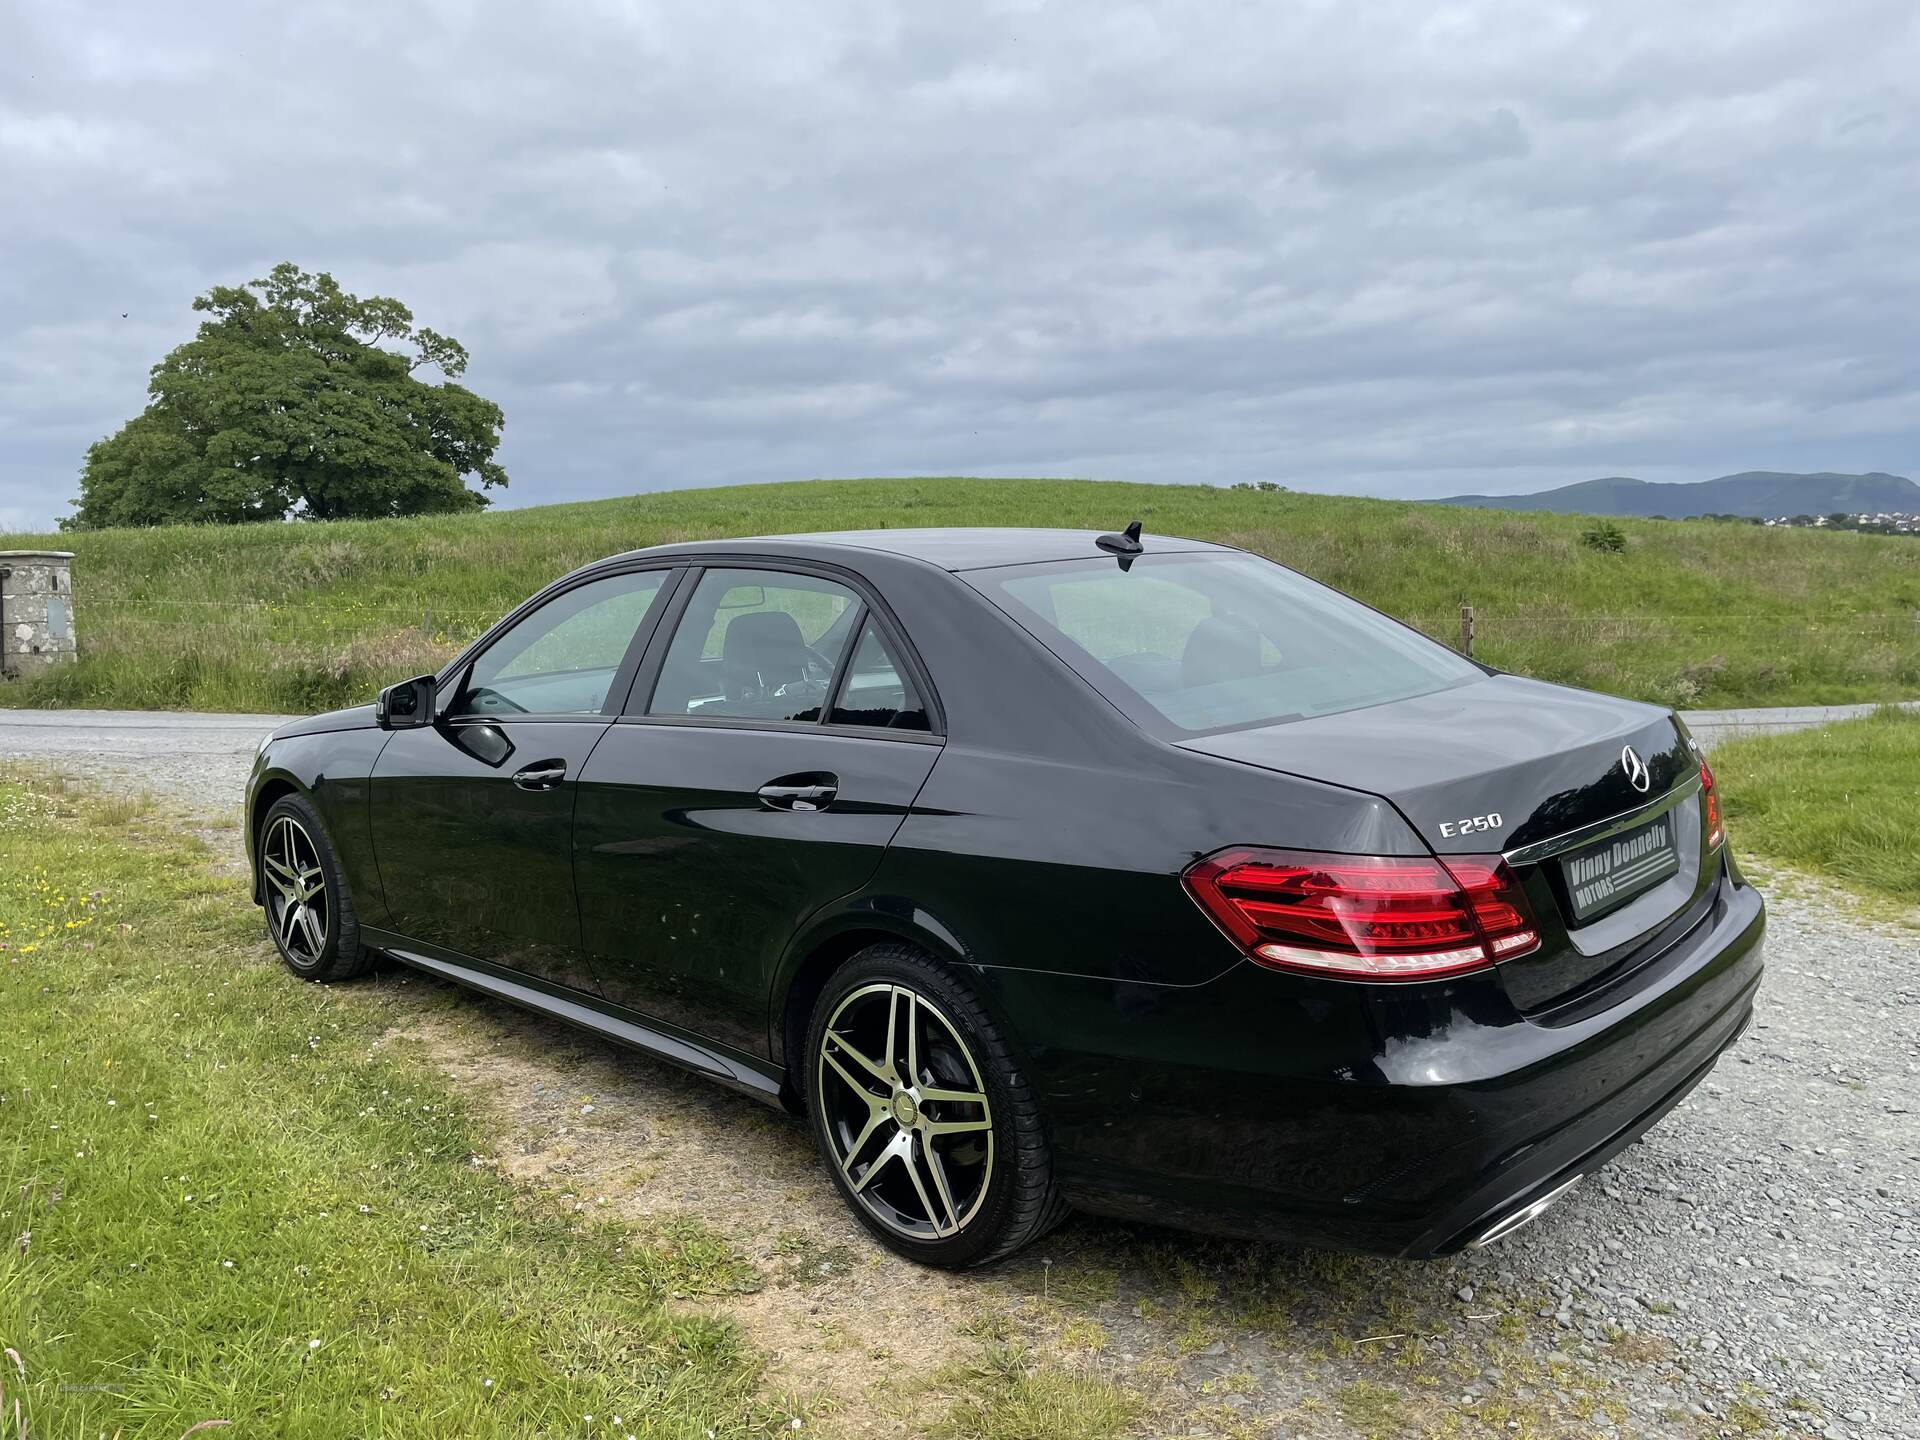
[1700,759,1724,850]
[1182,847,1540,982]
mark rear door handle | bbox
[757,775,838,812]
[511,760,568,792]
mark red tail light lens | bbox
[1182,847,1540,982]
[1700,759,1724,850]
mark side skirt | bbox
[360,926,789,1108]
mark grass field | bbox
[0,776,1152,1440]
[0,779,798,1438]
[1713,707,1920,906]
[4,477,1918,714]
[0,772,1684,1440]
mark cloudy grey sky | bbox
[4,0,1918,531]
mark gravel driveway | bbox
[0,707,292,815]
[4,706,1915,1437]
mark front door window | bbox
[458,569,669,717]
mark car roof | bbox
[607,527,1236,573]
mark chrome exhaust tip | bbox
[1468,1174,1583,1249]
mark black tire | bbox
[258,793,370,983]
[801,942,1069,1268]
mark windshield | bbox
[965,552,1482,736]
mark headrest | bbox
[1182,614,1263,689]
[722,609,807,671]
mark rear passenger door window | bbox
[830,618,930,731]
[648,568,861,723]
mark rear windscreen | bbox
[965,552,1482,737]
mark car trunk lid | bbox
[1176,674,1712,1010]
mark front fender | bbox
[246,728,391,925]
[245,755,308,906]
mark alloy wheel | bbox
[816,982,995,1240]
[262,814,329,965]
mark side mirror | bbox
[377,674,438,729]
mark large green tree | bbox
[66,263,508,528]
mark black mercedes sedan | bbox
[247,525,1764,1268]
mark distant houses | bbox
[1762,511,1920,533]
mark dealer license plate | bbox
[1560,814,1680,923]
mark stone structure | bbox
[0,551,77,680]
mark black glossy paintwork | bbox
[246,526,1765,1255]
[1179,673,1684,854]
[248,725,389,923]
[866,741,1420,990]
[357,921,786,1100]
[368,718,611,993]
[574,720,938,1052]
[965,861,1762,1253]
[1182,676,1713,1009]
[269,701,380,740]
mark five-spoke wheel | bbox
[262,813,329,966]
[817,981,996,1240]
[805,943,1068,1267]
[257,792,367,981]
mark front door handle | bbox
[757,775,838,812]
[511,760,568,792]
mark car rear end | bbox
[1393,717,1763,1253]
[1052,771,1762,1254]
[1169,687,1763,1250]
[956,545,1765,1252]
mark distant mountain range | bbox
[1430,471,1920,519]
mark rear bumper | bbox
[982,862,1765,1254]
[1407,995,1753,1255]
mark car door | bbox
[572,563,942,1055]
[369,565,679,992]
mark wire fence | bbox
[17,595,1914,712]
[70,598,1920,621]
[58,599,1920,652]
[70,600,504,649]
[1402,609,1920,650]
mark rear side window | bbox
[830,619,930,731]
[648,568,860,723]
[966,552,1481,736]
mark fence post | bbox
[1459,604,1475,658]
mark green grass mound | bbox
[5,476,1917,713]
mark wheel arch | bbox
[769,897,1022,1109]
[247,771,311,904]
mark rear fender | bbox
[766,893,982,1071]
